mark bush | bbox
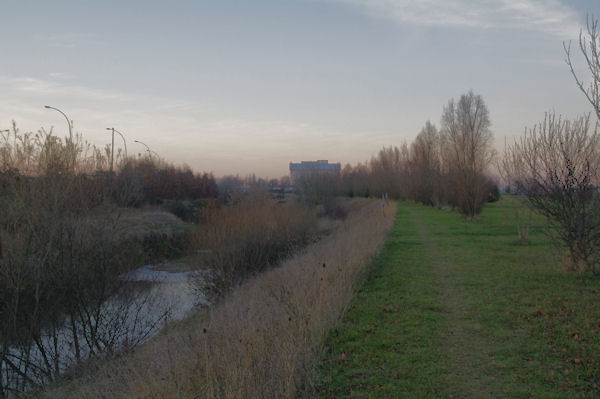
[164,199,196,222]
[487,182,500,203]
[321,196,348,220]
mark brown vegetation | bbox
[0,140,144,395]
[193,190,318,291]
[113,159,218,207]
[0,122,216,396]
[33,199,396,399]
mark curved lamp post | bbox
[106,127,128,172]
[44,105,74,172]
[134,139,153,160]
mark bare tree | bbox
[505,113,600,273]
[369,146,404,199]
[497,139,533,243]
[441,90,495,218]
[565,14,600,121]
[410,121,442,206]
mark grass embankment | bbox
[316,199,600,398]
[34,199,396,399]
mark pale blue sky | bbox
[1,0,599,177]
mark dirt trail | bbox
[411,209,502,398]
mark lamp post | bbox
[113,129,127,158]
[134,140,152,161]
[106,128,128,172]
[44,105,74,172]
[149,149,159,159]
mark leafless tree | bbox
[410,121,442,206]
[441,90,495,218]
[505,112,600,273]
[565,14,600,121]
[497,139,533,243]
[369,146,404,199]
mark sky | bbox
[1,0,600,178]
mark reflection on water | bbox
[123,264,211,319]
[1,264,210,396]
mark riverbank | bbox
[32,198,396,398]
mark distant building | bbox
[289,160,341,185]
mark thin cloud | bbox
[48,72,76,81]
[6,77,127,102]
[33,33,108,49]
[333,0,581,39]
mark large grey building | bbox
[289,160,341,185]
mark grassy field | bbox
[315,198,600,398]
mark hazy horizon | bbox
[2,0,599,178]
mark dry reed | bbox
[194,191,317,290]
[35,199,396,399]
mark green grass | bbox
[314,198,600,398]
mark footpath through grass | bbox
[315,199,600,398]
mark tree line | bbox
[296,14,600,276]
[325,90,498,219]
[340,14,600,275]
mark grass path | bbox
[414,211,500,397]
[315,200,600,398]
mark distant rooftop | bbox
[289,160,341,171]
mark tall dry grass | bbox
[195,190,317,291]
[35,198,396,399]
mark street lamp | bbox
[44,105,74,172]
[106,127,128,172]
[134,139,152,160]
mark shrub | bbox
[487,181,500,203]
[321,196,348,220]
[164,199,197,222]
